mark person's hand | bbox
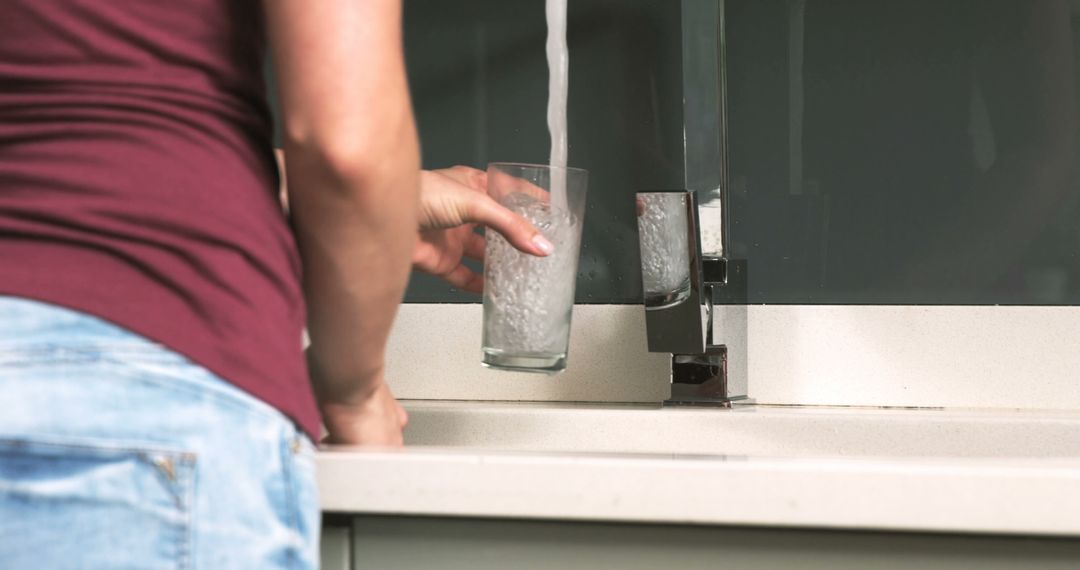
[320,382,409,446]
[413,166,554,293]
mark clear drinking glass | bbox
[481,162,589,373]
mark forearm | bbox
[288,130,420,408]
[265,0,420,413]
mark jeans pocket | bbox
[0,436,196,570]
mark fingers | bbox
[468,194,554,257]
[396,400,409,429]
[412,235,483,293]
[422,165,554,258]
[319,383,406,447]
[441,264,484,294]
[419,168,488,230]
[437,165,487,193]
[464,232,485,261]
[487,167,549,203]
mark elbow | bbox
[281,111,421,199]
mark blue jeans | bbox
[0,296,320,569]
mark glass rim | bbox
[488,162,589,177]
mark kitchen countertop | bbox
[317,402,1080,537]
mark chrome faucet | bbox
[634,0,749,406]
[636,191,749,406]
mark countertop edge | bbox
[316,450,1080,537]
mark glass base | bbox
[481,349,566,374]
[644,280,691,310]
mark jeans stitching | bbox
[0,436,194,459]
[280,432,303,570]
[0,344,172,360]
[293,437,319,569]
[181,456,196,570]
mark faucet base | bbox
[663,395,755,408]
[665,346,750,406]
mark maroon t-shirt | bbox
[0,1,319,438]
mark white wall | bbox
[387,304,1080,410]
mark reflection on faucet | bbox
[636,191,709,355]
[639,192,691,309]
[635,190,750,406]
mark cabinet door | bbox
[320,525,350,570]
[346,516,1080,570]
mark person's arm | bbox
[274,154,554,293]
[264,0,419,445]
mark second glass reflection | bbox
[638,192,692,309]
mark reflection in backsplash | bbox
[401,0,1080,305]
[730,0,1079,304]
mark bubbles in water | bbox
[638,193,691,301]
[484,193,580,355]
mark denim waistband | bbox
[0,295,166,350]
[0,295,305,437]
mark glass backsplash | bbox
[372,1,1080,305]
[728,0,1080,305]
[402,0,683,303]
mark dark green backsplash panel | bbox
[403,0,684,303]
[726,0,1080,304]
[272,1,1080,306]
